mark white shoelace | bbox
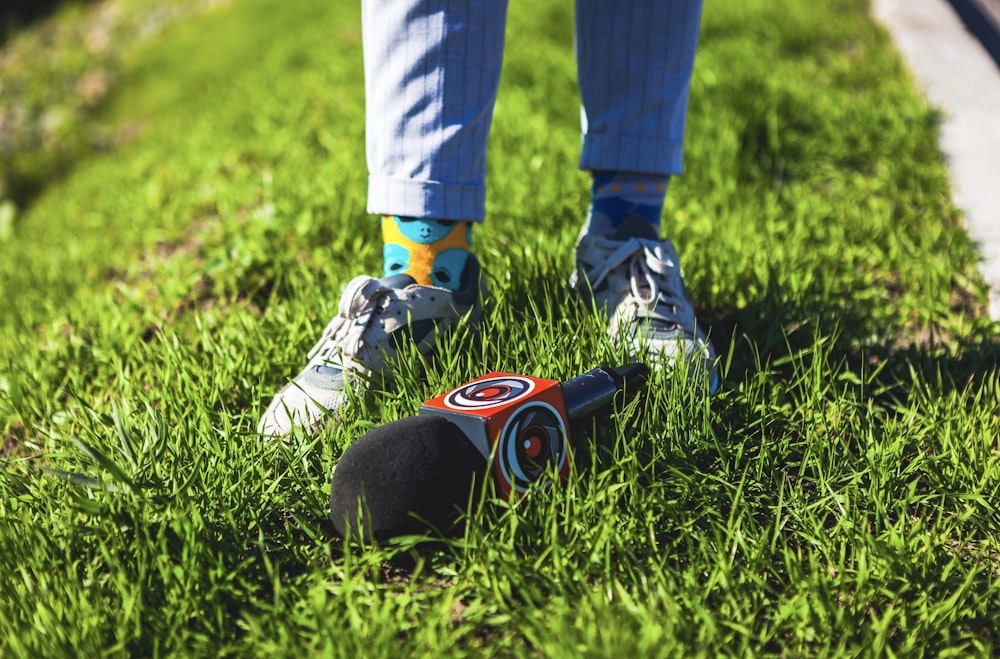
[307,277,391,364]
[584,237,687,325]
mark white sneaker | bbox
[258,258,486,439]
[572,216,719,392]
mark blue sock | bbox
[584,171,669,236]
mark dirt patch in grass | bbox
[1,421,32,458]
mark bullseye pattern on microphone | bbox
[498,401,568,494]
[444,376,535,410]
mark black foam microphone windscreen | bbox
[329,415,487,540]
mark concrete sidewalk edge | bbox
[873,0,1000,320]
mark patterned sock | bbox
[381,216,473,291]
[583,171,670,236]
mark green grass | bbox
[2,0,999,655]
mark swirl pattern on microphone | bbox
[444,376,536,410]
[497,401,568,493]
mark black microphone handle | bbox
[561,363,650,420]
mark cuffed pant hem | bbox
[367,176,487,222]
[579,134,685,176]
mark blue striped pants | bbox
[362,0,703,222]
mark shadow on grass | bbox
[498,239,999,399]
[706,271,1000,405]
[499,253,999,528]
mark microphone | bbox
[329,364,649,540]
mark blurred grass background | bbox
[1,0,998,655]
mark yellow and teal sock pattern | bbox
[381,216,473,291]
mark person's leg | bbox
[259,0,507,439]
[576,0,701,181]
[365,0,508,290]
[364,0,508,222]
[576,0,702,235]
[572,0,718,391]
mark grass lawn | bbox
[2,0,999,655]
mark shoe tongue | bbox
[611,215,660,242]
[346,274,416,315]
[376,274,417,289]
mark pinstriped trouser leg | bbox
[363,0,509,222]
[362,0,701,220]
[576,0,703,176]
